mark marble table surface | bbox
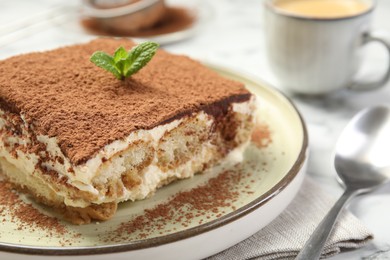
[0,0,389,259]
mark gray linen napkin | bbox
[209,177,373,260]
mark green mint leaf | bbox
[113,47,129,75]
[124,42,159,77]
[90,42,159,80]
[113,46,128,62]
[90,51,122,80]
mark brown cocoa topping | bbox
[0,38,251,165]
[101,163,257,242]
[0,180,67,235]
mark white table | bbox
[0,0,389,259]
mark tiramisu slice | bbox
[0,38,256,224]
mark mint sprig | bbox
[90,41,159,80]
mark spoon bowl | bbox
[335,106,390,192]
[296,106,390,260]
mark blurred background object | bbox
[80,0,192,37]
[0,0,210,48]
[81,0,168,35]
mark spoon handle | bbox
[295,189,357,260]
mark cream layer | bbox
[0,97,256,208]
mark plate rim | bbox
[0,63,309,256]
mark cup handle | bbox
[349,30,390,91]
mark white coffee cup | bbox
[264,0,390,95]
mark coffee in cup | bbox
[274,0,369,18]
[264,0,390,95]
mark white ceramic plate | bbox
[0,64,308,260]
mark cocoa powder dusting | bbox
[82,7,195,37]
[0,180,75,242]
[103,166,251,243]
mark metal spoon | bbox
[296,106,390,260]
